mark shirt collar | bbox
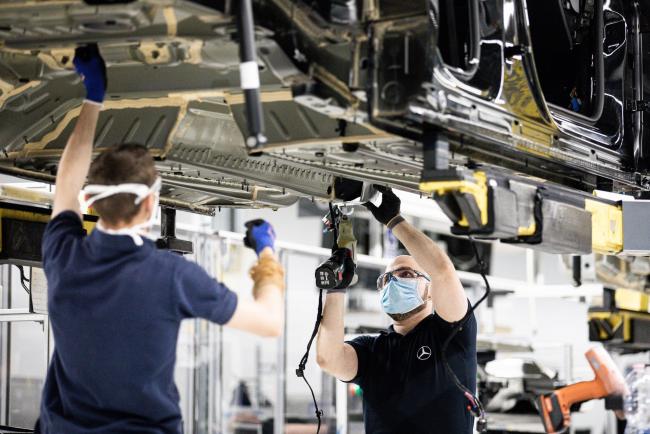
[87,228,155,254]
[385,314,435,337]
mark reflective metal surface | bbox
[1,0,650,212]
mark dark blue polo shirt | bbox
[38,211,238,434]
[347,309,477,434]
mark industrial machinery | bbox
[4,3,650,433]
[251,0,647,194]
[589,288,650,352]
[3,4,650,275]
[0,0,648,214]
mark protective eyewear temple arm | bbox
[376,268,430,290]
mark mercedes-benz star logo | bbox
[416,345,432,361]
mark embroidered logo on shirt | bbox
[416,345,432,361]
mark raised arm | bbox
[392,220,467,321]
[225,221,285,337]
[316,292,359,381]
[365,187,468,322]
[52,44,107,218]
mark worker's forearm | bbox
[253,284,285,333]
[251,248,285,333]
[316,293,346,363]
[391,220,455,274]
[392,219,468,320]
[56,102,100,194]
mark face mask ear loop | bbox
[83,182,153,210]
[90,177,163,247]
[134,177,162,205]
[83,190,117,210]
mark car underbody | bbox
[0,0,649,247]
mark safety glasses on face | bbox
[376,267,430,291]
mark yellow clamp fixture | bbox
[419,171,489,228]
[585,198,623,254]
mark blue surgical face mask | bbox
[381,277,424,315]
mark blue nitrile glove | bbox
[73,44,107,104]
[243,219,276,255]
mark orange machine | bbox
[537,347,627,433]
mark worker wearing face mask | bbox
[316,187,477,434]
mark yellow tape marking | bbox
[585,198,623,254]
[163,7,178,37]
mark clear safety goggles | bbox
[376,267,430,291]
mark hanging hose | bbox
[439,236,490,433]
[16,265,30,295]
[295,288,324,434]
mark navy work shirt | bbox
[38,211,238,434]
[347,309,477,434]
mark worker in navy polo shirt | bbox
[316,187,478,434]
[35,44,285,434]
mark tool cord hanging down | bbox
[16,265,30,295]
[440,236,490,433]
[298,208,489,434]
[296,287,324,434]
[295,203,341,434]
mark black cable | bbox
[296,202,343,432]
[328,202,339,244]
[296,287,324,433]
[440,236,490,432]
[16,265,30,295]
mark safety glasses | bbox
[376,267,430,291]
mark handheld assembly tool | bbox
[537,347,627,433]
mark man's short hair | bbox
[87,143,158,225]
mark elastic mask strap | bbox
[136,177,162,205]
[86,177,162,246]
[96,221,145,246]
[83,177,162,209]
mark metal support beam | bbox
[3,267,11,426]
[0,265,7,425]
[420,129,450,182]
[0,309,46,323]
[237,0,267,149]
[274,251,288,434]
[156,207,194,254]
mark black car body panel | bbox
[1,0,650,214]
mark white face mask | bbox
[82,177,162,246]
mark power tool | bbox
[537,347,627,433]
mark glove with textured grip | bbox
[327,248,357,293]
[250,254,285,298]
[73,44,107,104]
[362,185,401,226]
[243,219,276,256]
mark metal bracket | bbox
[503,44,528,59]
[155,207,194,255]
[625,100,650,112]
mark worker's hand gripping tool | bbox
[537,347,627,433]
[243,219,276,256]
[315,205,357,291]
